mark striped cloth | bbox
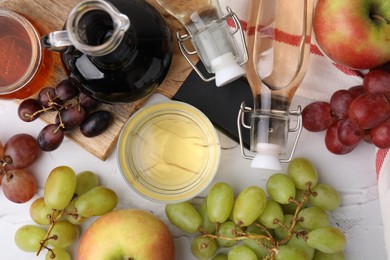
[377,149,390,253]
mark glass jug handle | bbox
[42,31,72,52]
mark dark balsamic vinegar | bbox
[61,0,173,104]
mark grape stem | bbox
[36,208,62,256]
[204,231,273,243]
[36,204,77,257]
[0,156,13,174]
[0,156,14,180]
[278,182,314,245]
[32,91,83,127]
[24,106,50,121]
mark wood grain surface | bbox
[0,0,198,160]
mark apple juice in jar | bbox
[117,101,220,203]
[0,10,54,99]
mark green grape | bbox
[280,189,308,214]
[306,227,346,254]
[287,235,315,259]
[198,198,216,234]
[258,199,284,229]
[266,173,296,204]
[310,183,341,211]
[228,199,235,221]
[14,225,47,252]
[74,186,118,217]
[65,214,86,225]
[207,182,235,223]
[212,254,228,260]
[275,245,310,260]
[242,226,272,259]
[313,250,345,260]
[44,166,77,210]
[75,171,99,195]
[30,197,59,225]
[64,200,86,225]
[191,235,217,259]
[298,206,330,230]
[165,201,202,233]
[274,214,302,240]
[287,157,318,190]
[45,247,71,260]
[245,222,266,235]
[242,238,269,259]
[227,245,257,260]
[233,186,267,226]
[216,221,242,247]
[48,221,80,248]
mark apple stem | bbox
[371,14,390,24]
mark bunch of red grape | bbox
[18,78,112,152]
[0,134,40,203]
[302,68,390,154]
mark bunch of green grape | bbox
[166,157,346,260]
[14,166,118,259]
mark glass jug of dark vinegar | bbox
[42,0,173,104]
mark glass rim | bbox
[0,9,42,95]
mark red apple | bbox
[78,209,175,260]
[313,0,390,69]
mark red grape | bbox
[302,101,337,132]
[18,99,43,122]
[337,118,363,146]
[78,92,99,112]
[37,124,64,151]
[4,134,40,169]
[363,69,390,98]
[348,93,390,129]
[325,120,358,155]
[38,87,62,109]
[55,79,79,101]
[2,169,36,203]
[370,118,390,149]
[56,105,87,132]
[348,85,365,97]
[330,89,355,118]
[80,110,112,137]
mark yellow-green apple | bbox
[313,0,390,69]
[78,209,175,260]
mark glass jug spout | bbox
[42,0,130,56]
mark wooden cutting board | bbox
[0,0,198,160]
